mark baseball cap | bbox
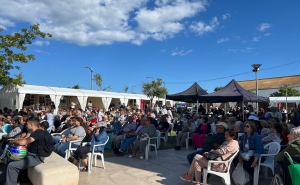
[215,122,228,129]
[97,122,107,128]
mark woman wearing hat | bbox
[72,122,108,172]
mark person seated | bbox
[117,118,146,155]
[54,117,86,157]
[259,120,270,138]
[38,121,49,132]
[192,117,211,149]
[174,119,193,150]
[233,121,264,184]
[0,118,8,139]
[280,123,289,147]
[72,122,108,172]
[128,117,157,159]
[112,116,136,150]
[158,115,169,135]
[261,122,282,145]
[180,130,239,185]
[187,122,227,165]
[276,127,300,163]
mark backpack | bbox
[36,131,54,160]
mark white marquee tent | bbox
[0,84,172,112]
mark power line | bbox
[165,61,300,84]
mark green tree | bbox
[142,78,168,106]
[102,85,112,91]
[214,86,223,91]
[93,73,103,90]
[71,84,81,89]
[0,24,52,86]
[248,90,256,95]
[123,85,129,93]
[270,85,300,97]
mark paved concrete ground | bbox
[78,148,272,185]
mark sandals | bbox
[180,173,192,182]
[80,166,88,172]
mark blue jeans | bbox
[120,136,137,151]
[52,136,61,145]
[54,142,79,157]
[187,150,204,165]
[1,145,8,159]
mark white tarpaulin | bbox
[77,96,88,109]
[102,97,112,111]
[17,93,26,110]
[54,95,62,113]
[120,98,129,107]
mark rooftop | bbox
[238,74,300,90]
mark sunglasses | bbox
[244,125,250,128]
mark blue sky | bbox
[0,0,299,94]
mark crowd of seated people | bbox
[179,104,300,185]
[1,102,300,183]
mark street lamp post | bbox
[284,84,288,112]
[84,66,93,90]
[251,64,262,112]
[131,85,136,93]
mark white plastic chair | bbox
[159,129,169,148]
[87,136,109,172]
[64,134,86,159]
[145,130,160,160]
[185,132,191,149]
[202,150,239,185]
[254,142,281,185]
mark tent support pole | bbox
[242,101,245,121]
[197,100,199,115]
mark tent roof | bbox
[199,79,269,102]
[0,84,166,100]
[166,82,207,102]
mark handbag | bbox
[232,163,250,185]
[203,152,222,160]
[240,150,254,161]
[284,152,300,185]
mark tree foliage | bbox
[270,86,300,97]
[123,85,129,93]
[71,84,81,89]
[0,24,52,86]
[214,86,223,92]
[93,73,111,91]
[102,85,112,91]
[142,78,168,105]
[93,73,103,90]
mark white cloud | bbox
[222,13,230,20]
[35,49,50,55]
[171,48,193,56]
[0,0,208,46]
[190,17,219,35]
[252,37,260,42]
[0,18,15,29]
[258,23,271,32]
[34,40,50,46]
[160,49,166,52]
[264,33,271,36]
[241,47,255,53]
[228,49,238,53]
[217,37,229,43]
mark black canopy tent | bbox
[198,79,269,103]
[198,79,269,120]
[166,82,208,102]
[166,82,208,114]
